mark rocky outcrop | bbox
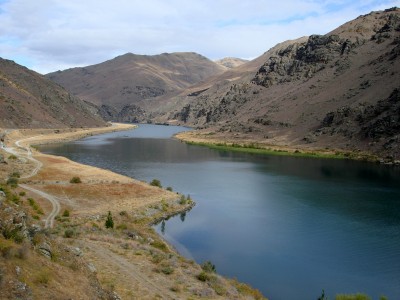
[118,104,147,123]
[251,34,356,87]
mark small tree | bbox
[70,176,82,184]
[105,211,114,229]
[150,179,162,188]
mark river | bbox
[38,124,400,300]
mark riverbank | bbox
[0,123,266,299]
[175,130,384,162]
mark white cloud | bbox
[0,0,399,73]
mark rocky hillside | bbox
[46,52,227,118]
[163,8,400,160]
[0,58,106,129]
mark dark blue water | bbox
[39,124,400,300]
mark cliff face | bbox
[164,8,400,160]
[0,58,106,129]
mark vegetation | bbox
[197,271,212,282]
[6,177,18,188]
[178,194,193,205]
[69,176,82,183]
[150,179,162,188]
[185,140,379,161]
[8,154,17,160]
[231,278,266,300]
[166,186,173,191]
[105,211,114,229]
[201,260,216,273]
[10,171,20,178]
[335,294,371,300]
[150,240,168,252]
[28,198,44,215]
[62,209,70,217]
[64,229,74,238]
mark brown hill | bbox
[159,8,400,160]
[215,57,249,69]
[46,52,226,112]
[0,58,106,129]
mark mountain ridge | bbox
[46,52,227,111]
[159,8,400,160]
[0,58,106,129]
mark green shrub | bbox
[19,191,26,197]
[201,261,216,273]
[69,176,82,184]
[166,186,173,191]
[10,172,20,178]
[178,195,186,205]
[161,266,174,275]
[8,154,17,160]
[64,229,74,238]
[197,271,212,282]
[150,179,162,188]
[62,209,70,217]
[11,194,20,204]
[336,294,371,300]
[105,211,114,229]
[6,177,18,188]
[151,240,168,252]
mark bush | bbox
[166,186,173,191]
[64,229,74,238]
[8,154,17,160]
[62,209,70,217]
[201,261,216,273]
[6,177,18,188]
[161,265,174,275]
[197,271,212,282]
[19,191,26,197]
[178,195,186,205]
[105,211,114,229]
[150,240,168,252]
[10,172,20,178]
[336,294,371,300]
[150,179,162,188]
[69,176,82,184]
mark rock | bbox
[38,242,52,259]
[0,190,6,198]
[14,280,33,299]
[15,266,21,276]
[191,287,215,298]
[147,237,154,244]
[87,263,97,273]
[71,247,83,257]
[111,291,122,300]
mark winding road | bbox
[2,133,60,228]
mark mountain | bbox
[215,57,249,69]
[0,58,106,129]
[46,52,227,113]
[160,8,400,160]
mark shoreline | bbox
[1,123,267,299]
[174,130,386,163]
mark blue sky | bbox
[0,0,399,74]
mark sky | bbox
[0,0,399,74]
